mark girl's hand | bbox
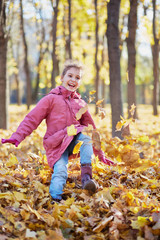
[1,138,20,147]
[94,148,115,166]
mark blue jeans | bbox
[49,133,93,200]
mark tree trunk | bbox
[95,0,99,114]
[68,0,72,59]
[32,3,46,103]
[51,0,59,89]
[152,0,159,115]
[141,84,145,104]
[127,0,138,118]
[63,5,67,60]
[0,0,8,129]
[101,35,105,108]
[11,39,21,105]
[106,0,123,138]
[19,0,32,109]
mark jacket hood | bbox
[49,86,81,99]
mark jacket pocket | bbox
[43,129,65,150]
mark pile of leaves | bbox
[1,105,160,240]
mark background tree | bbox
[32,0,47,103]
[94,0,99,114]
[106,0,123,138]
[9,38,21,105]
[152,0,159,115]
[67,0,72,59]
[51,0,59,88]
[0,0,8,129]
[20,0,32,109]
[127,0,138,118]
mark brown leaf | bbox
[144,225,154,240]
[93,216,113,232]
[92,130,101,150]
[121,124,130,138]
[99,108,106,120]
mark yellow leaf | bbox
[65,197,75,207]
[129,207,140,214]
[89,90,96,95]
[73,141,83,154]
[137,135,149,143]
[89,96,95,103]
[67,125,77,136]
[116,121,123,131]
[129,104,136,117]
[76,105,88,120]
[151,139,157,145]
[0,192,13,200]
[6,154,18,167]
[47,229,64,240]
[13,191,26,201]
[20,209,30,221]
[22,204,42,220]
[96,99,104,106]
[131,216,152,230]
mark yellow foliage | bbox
[76,105,88,120]
[73,141,83,154]
[1,105,160,239]
[67,124,77,136]
[6,154,18,167]
[131,216,152,230]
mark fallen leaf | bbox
[25,228,37,238]
[93,216,113,232]
[6,154,18,167]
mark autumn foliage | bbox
[1,105,160,240]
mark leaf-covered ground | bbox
[1,105,160,240]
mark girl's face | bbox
[61,67,82,92]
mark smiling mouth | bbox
[68,83,76,87]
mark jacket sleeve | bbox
[11,95,51,143]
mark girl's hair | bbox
[61,59,83,77]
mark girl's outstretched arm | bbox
[2,95,51,145]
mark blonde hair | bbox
[61,59,83,77]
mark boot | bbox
[81,164,97,193]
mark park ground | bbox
[0,104,160,239]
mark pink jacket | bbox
[11,86,96,168]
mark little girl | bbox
[1,60,114,202]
